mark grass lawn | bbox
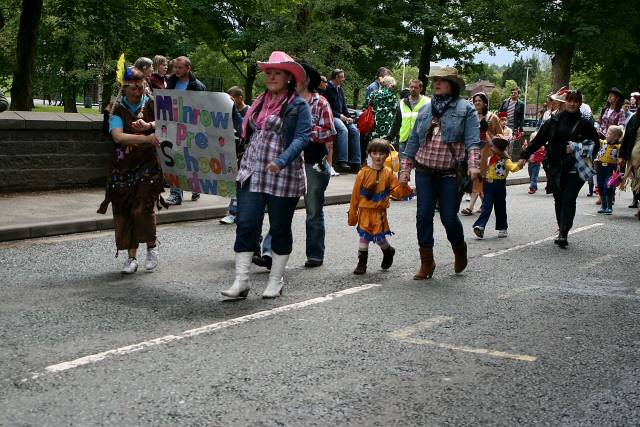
[32,105,101,115]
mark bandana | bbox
[242,91,295,138]
[431,95,454,118]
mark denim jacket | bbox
[403,98,481,159]
[274,96,312,169]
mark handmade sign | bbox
[155,90,237,198]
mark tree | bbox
[469,0,638,91]
[10,0,43,111]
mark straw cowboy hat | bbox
[258,51,306,85]
[426,67,465,91]
[551,86,569,103]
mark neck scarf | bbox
[432,95,454,118]
[242,91,294,138]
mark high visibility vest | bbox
[399,96,429,142]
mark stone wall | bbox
[0,111,113,192]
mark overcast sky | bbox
[436,47,547,67]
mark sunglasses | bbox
[125,83,145,90]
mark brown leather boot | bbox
[353,250,368,275]
[452,242,468,273]
[380,245,395,270]
[414,247,435,280]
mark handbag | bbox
[385,144,400,172]
[358,99,375,135]
[447,143,472,194]
[607,169,624,189]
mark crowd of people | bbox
[97,50,640,300]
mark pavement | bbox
[0,169,544,242]
[1,180,638,425]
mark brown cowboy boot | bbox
[353,250,368,275]
[452,242,468,273]
[380,245,395,270]
[414,247,436,280]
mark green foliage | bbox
[489,90,502,111]
[4,0,639,111]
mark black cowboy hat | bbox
[608,87,624,98]
[298,61,321,93]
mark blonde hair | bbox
[607,125,624,141]
[381,75,396,88]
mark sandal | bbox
[461,208,473,216]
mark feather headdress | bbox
[115,53,126,87]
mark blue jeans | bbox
[553,172,585,237]
[169,188,200,200]
[334,117,361,164]
[304,162,330,260]
[528,163,540,190]
[596,165,615,210]
[261,163,331,261]
[415,170,464,248]
[234,181,300,255]
[473,180,507,230]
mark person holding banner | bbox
[165,56,206,205]
[98,67,163,274]
[221,51,312,300]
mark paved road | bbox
[1,184,639,426]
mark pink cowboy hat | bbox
[258,51,306,85]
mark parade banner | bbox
[155,90,237,198]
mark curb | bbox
[0,177,543,243]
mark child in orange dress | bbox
[348,139,406,274]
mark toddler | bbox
[595,125,623,214]
[473,137,522,238]
[348,139,405,274]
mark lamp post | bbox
[401,58,407,89]
[524,66,532,119]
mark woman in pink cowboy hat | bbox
[222,51,312,300]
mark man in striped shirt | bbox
[499,87,525,132]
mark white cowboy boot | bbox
[221,252,253,299]
[262,253,289,299]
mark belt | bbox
[415,162,456,175]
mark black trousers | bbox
[553,172,585,238]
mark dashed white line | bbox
[28,284,381,379]
[483,223,604,258]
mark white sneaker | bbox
[219,214,236,224]
[145,248,158,271]
[497,229,508,238]
[329,166,340,177]
[122,257,138,274]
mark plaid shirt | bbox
[570,140,596,181]
[310,93,336,143]
[599,108,626,135]
[236,116,306,198]
[401,128,480,174]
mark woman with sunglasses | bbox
[98,67,163,273]
[518,90,599,248]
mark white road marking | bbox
[29,284,380,379]
[389,317,538,362]
[483,223,604,258]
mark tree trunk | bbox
[418,29,435,94]
[63,86,77,113]
[551,44,574,91]
[10,0,44,111]
[353,87,360,109]
[245,61,258,102]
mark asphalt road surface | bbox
[1,184,639,426]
